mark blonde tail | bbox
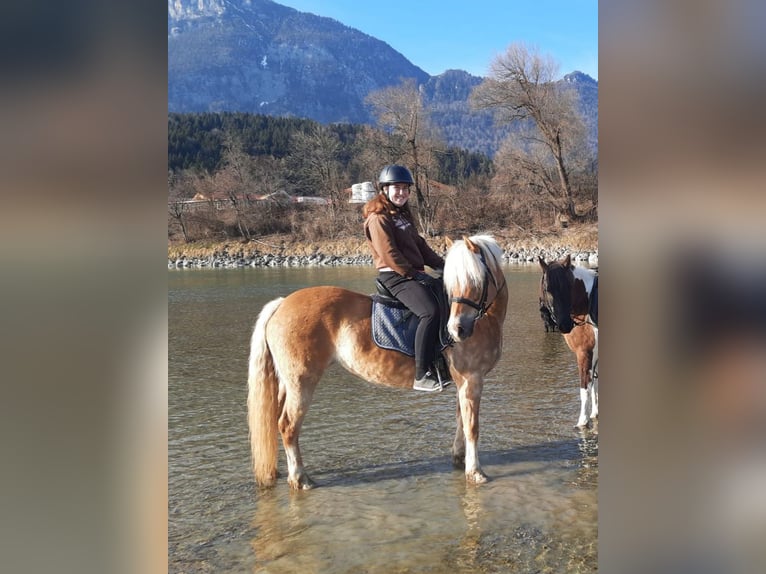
[247,297,284,487]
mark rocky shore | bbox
[168,238,598,269]
[168,226,598,269]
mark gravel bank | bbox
[168,242,598,269]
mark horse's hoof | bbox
[574,421,591,430]
[452,454,466,469]
[466,470,488,484]
[288,475,316,490]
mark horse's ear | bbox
[445,237,453,248]
[538,256,548,271]
[563,254,572,268]
[463,235,480,253]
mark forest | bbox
[168,46,598,248]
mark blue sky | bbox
[275,0,597,80]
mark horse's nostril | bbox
[457,325,465,338]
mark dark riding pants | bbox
[378,271,440,379]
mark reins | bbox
[572,315,597,328]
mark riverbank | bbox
[167,225,598,269]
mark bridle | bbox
[540,267,596,328]
[539,273,556,318]
[449,247,506,320]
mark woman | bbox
[363,165,451,392]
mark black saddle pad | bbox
[371,296,418,356]
[370,288,451,356]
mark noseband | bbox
[450,248,505,320]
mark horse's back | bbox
[267,286,372,345]
[279,285,370,317]
[264,285,412,387]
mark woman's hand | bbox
[413,271,440,288]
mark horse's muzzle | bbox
[557,316,574,334]
[448,313,475,342]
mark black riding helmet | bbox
[378,165,414,191]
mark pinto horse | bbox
[539,255,599,429]
[247,235,508,489]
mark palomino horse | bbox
[539,255,599,429]
[247,235,508,489]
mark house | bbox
[348,182,376,203]
[293,196,330,205]
[169,189,329,211]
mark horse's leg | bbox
[589,327,599,420]
[589,374,599,420]
[575,350,593,429]
[278,386,316,490]
[452,397,466,468]
[457,377,487,484]
[277,373,321,490]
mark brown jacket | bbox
[363,193,444,278]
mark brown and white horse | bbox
[247,235,508,489]
[539,255,599,429]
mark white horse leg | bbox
[576,385,590,429]
[589,376,599,420]
[283,440,314,490]
[464,440,486,484]
[590,325,599,420]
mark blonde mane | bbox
[443,235,503,294]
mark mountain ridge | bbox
[168,0,597,155]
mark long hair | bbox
[362,190,414,223]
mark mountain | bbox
[168,0,597,156]
[562,71,599,151]
[168,0,428,124]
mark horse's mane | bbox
[443,235,503,294]
[572,265,597,295]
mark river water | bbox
[169,264,598,573]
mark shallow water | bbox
[169,265,597,573]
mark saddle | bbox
[370,278,452,374]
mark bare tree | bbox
[348,125,398,184]
[220,132,255,240]
[366,78,442,234]
[471,43,591,223]
[168,170,194,242]
[287,125,345,222]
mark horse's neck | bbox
[571,280,591,318]
[572,267,596,297]
[486,278,509,324]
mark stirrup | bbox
[433,354,453,385]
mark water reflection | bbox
[455,485,483,570]
[169,265,597,573]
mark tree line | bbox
[168,42,597,245]
[168,112,494,186]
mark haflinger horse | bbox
[247,235,508,489]
[538,255,599,429]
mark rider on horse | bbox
[363,165,452,392]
